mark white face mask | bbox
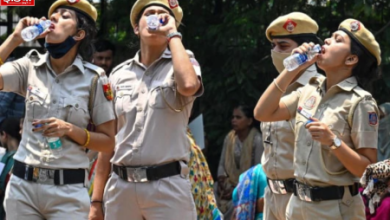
[271,50,291,74]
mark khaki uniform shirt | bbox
[261,65,322,180]
[109,49,203,166]
[0,50,115,169]
[283,76,378,187]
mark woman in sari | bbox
[216,104,263,219]
[232,164,267,220]
[187,129,222,220]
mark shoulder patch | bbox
[368,112,378,126]
[83,62,113,101]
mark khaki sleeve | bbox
[91,77,115,126]
[187,50,203,97]
[0,57,30,95]
[351,98,379,149]
[281,88,302,119]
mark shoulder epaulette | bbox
[110,59,134,76]
[83,62,106,77]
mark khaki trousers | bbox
[103,173,196,220]
[286,186,365,220]
[263,186,293,220]
[4,175,89,220]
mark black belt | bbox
[13,160,86,185]
[267,178,295,194]
[293,181,359,202]
[113,161,182,183]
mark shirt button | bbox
[75,104,79,108]
[137,127,142,132]
[30,96,34,101]
[52,100,57,104]
[55,79,60,83]
[141,90,145,94]
[307,141,311,146]
[137,106,142,112]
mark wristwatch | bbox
[330,136,342,150]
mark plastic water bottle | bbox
[147,15,163,30]
[21,20,51,42]
[47,137,62,156]
[283,44,321,71]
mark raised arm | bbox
[254,43,318,122]
[0,17,50,90]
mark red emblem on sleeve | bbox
[103,83,113,101]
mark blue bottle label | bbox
[49,139,62,150]
[35,24,44,34]
[296,54,308,65]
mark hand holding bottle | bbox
[13,17,52,43]
[284,42,321,73]
[147,14,177,36]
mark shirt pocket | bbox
[114,89,133,115]
[64,97,89,128]
[149,83,177,110]
[326,114,347,137]
[26,90,48,120]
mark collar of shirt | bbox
[131,48,172,69]
[32,52,85,74]
[309,76,358,98]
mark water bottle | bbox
[21,20,51,42]
[283,44,321,71]
[47,137,62,156]
[147,15,163,30]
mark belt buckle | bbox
[296,183,312,202]
[268,179,287,195]
[32,167,55,185]
[127,167,148,183]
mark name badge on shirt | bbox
[297,106,312,119]
[28,86,46,100]
[116,84,132,91]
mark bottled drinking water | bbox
[47,137,63,156]
[21,20,51,42]
[147,15,163,30]
[283,44,321,71]
[35,123,63,156]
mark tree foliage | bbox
[9,0,390,177]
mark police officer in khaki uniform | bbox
[0,0,116,219]
[254,12,323,220]
[255,19,379,220]
[89,0,203,219]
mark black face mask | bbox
[44,36,77,59]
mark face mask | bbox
[271,50,291,74]
[44,36,77,59]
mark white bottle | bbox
[21,20,51,42]
[147,15,162,30]
[283,44,321,71]
[47,137,62,156]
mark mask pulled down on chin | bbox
[271,50,290,74]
